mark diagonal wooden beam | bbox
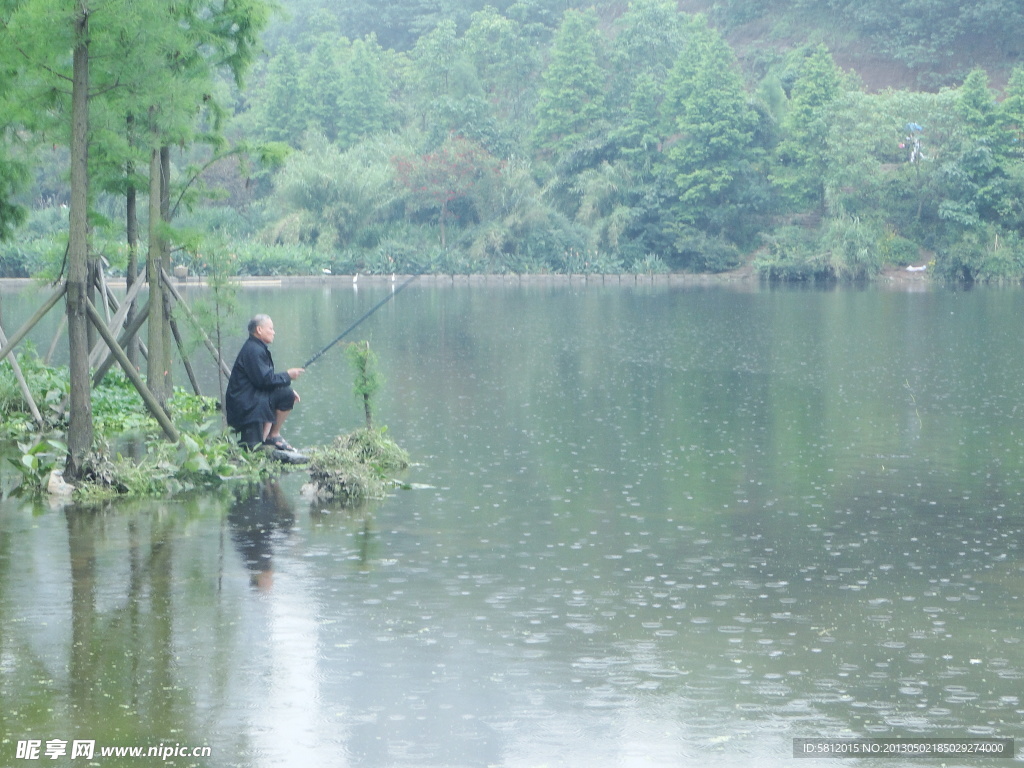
[86,298,178,443]
[87,272,147,368]
[160,268,231,379]
[0,281,67,366]
[92,297,150,387]
[0,322,44,428]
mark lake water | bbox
[1,278,1023,767]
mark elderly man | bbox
[225,314,304,451]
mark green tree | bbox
[0,0,270,473]
[337,36,393,150]
[607,0,685,113]
[299,39,346,142]
[774,44,844,210]
[611,72,662,175]
[67,0,93,477]
[408,19,462,130]
[938,70,1003,230]
[270,132,398,251]
[660,18,763,239]
[255,45,306,146]
[998,66,1024,161]
[0,59,30,239]
[992,67,1024,235]
[532,8,606,155]
[392,134,503,249]
[0,154,28,242]
[140,0,270,405]
[463,6,537,133]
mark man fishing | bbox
[225,314,304,451]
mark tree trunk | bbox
[125,114,139,368]
[160,145,173,390]
[66,0,92,480]
[146,147,168,405]
[439,201,447,250]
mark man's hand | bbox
[287,367,305,380]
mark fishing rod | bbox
[302,273,419,369]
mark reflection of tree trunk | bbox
[148,515,175,724]
[66,509,97,718]
[127,519,142,713]
[66,507,181,731]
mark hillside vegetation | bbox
[3,0,1024,282]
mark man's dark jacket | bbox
[225,335,291,430]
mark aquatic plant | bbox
[338,427,409,470]
[72,435,276,503]
[306,428,408,502]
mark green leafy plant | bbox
[8,438,67,496]
[0,346,68,438]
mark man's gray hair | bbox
[248,314,272,335]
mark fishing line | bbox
[302,273,419,369]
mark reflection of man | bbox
[228,481,295,590]
[225,314,304,451]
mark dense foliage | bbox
[3,0,1024,281]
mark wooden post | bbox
[169,315,201,397]
[95,259,112,322]
[45,314,67,365]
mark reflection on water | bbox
[2,282,1024,766]
[228,481,295,591]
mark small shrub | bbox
[754,226,830,281]
[877,230,920,266]
[338,427,409,470]
[629,254,670,275]
[820,215,883,280]
[306,428,408,502]
[232,242,320,276]
[674,228,742,273]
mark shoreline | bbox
[0,266,936,291]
